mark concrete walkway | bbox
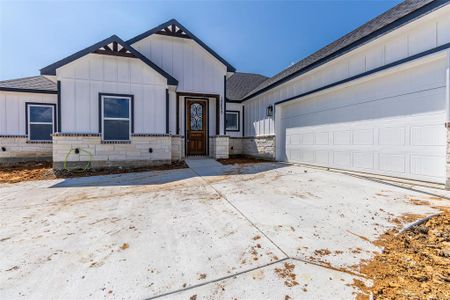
[0,162,448,299]
[185,157,224,176]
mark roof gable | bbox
[127,19,236,72]
[40,35,178,85]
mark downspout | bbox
[446,50,450,189]
[57,81,61,132]
[166,88,169,134]
[446,49,450,124]
[223,75,227,135]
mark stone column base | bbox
[209,136,229,159]
[171,135,185,161]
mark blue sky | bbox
[0,0,401,80]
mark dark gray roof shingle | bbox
[0,76,57,92]
[243,0,445,100]
[226,72,268,101]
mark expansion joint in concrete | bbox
[145,257,290,300]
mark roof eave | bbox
[241,0,447,101]
[0,87,57,94]
[40,35,178,86]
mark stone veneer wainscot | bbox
[228,135,275,160]
[0,135,53,165]
[52,133,173,170]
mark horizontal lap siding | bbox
[57,54,167,134]
[279,56,447,183]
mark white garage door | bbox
[279,57,447,183]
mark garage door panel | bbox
[333,151,352,167]
[333,130,351,145]
[353,129,374,145]
[410,125,446,146]
[379,152,406,173]
[280,57,446,183]
[302,133,314,144]
[303,150,315,163]
[315,132,329,144]
[283,111,445,183]
[410,155,445,178]
[353,152,374,170]
[378,127,406,145]
[316,150,329,164]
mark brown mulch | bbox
[0,161,188,184]
[218,155,272,165]
[356,210,450,299]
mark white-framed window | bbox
[225,111,240,131]
[101,95,132,141]
[27,103,55,141]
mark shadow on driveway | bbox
[49,161,286,188]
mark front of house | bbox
[1,0,450,186]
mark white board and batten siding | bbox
[245,5,450,183]
[57,53,168,134]
[0,91,57,135]
[131,34,227,135]
[245,5,450,138]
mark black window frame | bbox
[225,110,240,132]
[25,102,56,141]
[99,93,134,141]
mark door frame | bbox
[184,97,209,156]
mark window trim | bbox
[99,94,134,142]
[225,110,240,132]
[25,102,56,141]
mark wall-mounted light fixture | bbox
[266,105,274,117]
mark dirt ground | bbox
[218,155,272,165]
[0,161,55,183]
[357,210,450,299]
[0,161,187,183]
[1,162,449,299]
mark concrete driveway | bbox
[0,161,448,299]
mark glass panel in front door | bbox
[190,103,203,131]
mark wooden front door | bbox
[186,99,207,156]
